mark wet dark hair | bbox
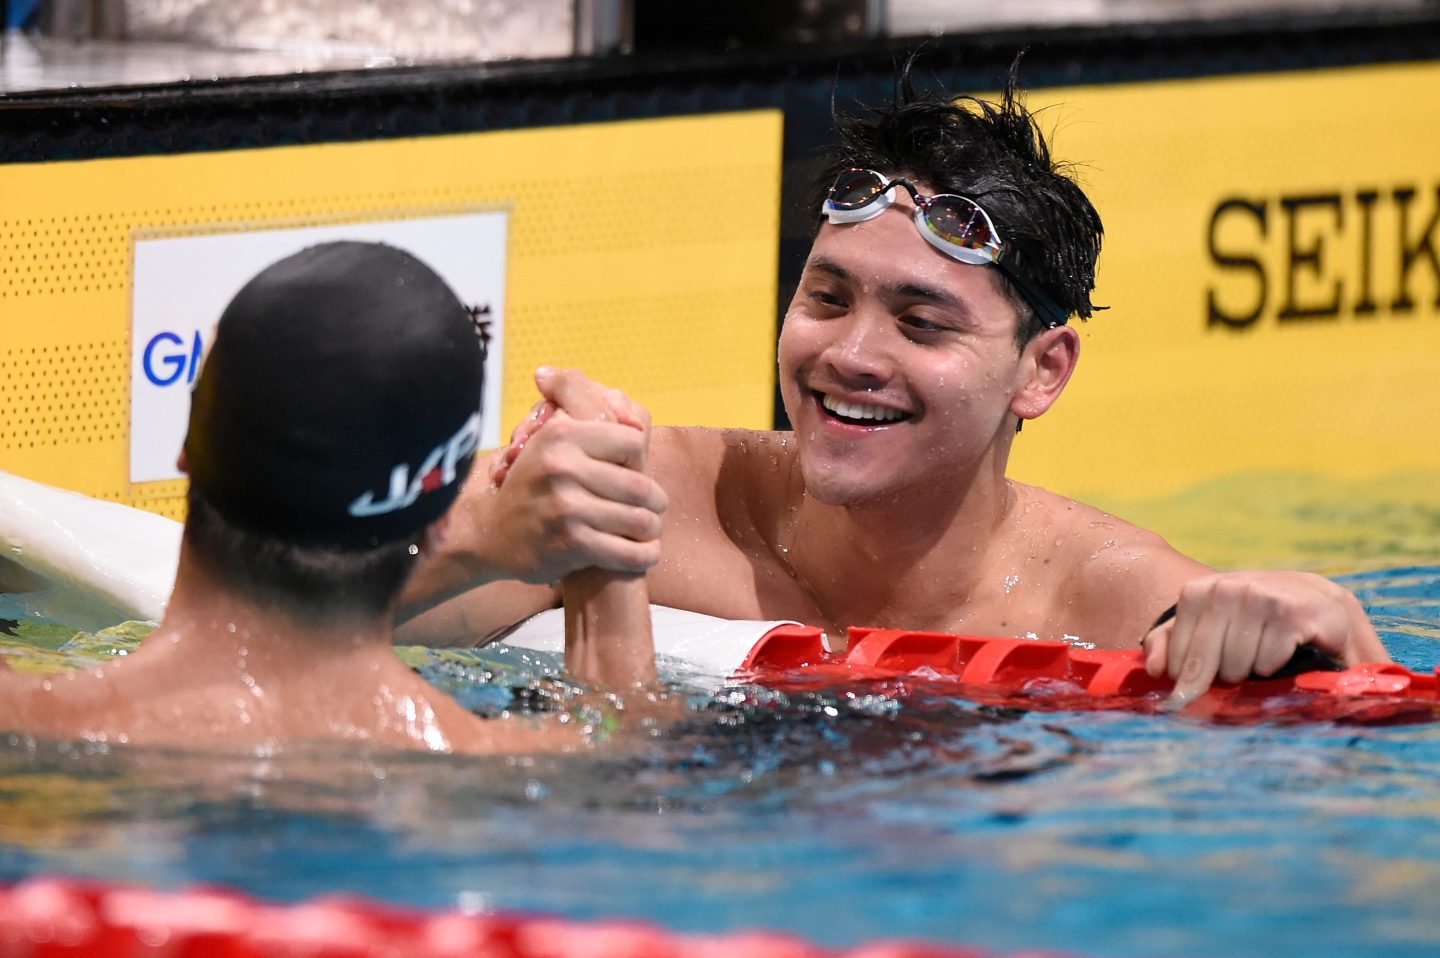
[183,485,420,624]
[814,58,1104,345]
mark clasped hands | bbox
[473,367,667,586]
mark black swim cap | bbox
[184,241,483,549]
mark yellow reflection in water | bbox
[1085,473,1440,573]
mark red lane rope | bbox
[739,626,1440,724]
[0,878,1015,958]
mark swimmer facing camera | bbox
[399,59,1391,705]
[0,241,667,753]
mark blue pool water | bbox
[2,562,1440,957]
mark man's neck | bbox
[143,549,397,678]
[782,454,1018,633]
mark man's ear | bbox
[176,446,190,475]
[1010,324,1080,422]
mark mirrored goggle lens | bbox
[828,169,888,209]
[922,197,1000,253]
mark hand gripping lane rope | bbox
[736,626,1440,725]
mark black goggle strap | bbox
[994,257,1070,329]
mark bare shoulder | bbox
[1016,483,1174,554]
[651,426,797,512]
[652,425,792,465]
[651,426,726,518]
[651,425,728,476]
[1012,482,1213,642]
[646,427,801,617]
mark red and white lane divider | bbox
[739,625,1440,724]
[0,878,1051,958]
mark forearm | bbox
[398,538,509,626]
[396,449,516,626]
[396,579,560,647]
[562,569,656,688]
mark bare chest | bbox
[646,431,1140,645]
[648,524,1080,641]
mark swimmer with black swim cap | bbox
[0,241,663,752]
[186,240,484,551]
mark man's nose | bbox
[821,312,896,385]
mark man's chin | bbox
[798,462,898,508]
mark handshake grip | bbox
[526,371,656,691]
[492,369,657,690]
[560,412,656,685]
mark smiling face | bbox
[779,188,1074,507]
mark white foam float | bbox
[0,471,181,630]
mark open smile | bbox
[815,391,914,427]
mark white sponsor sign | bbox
[130,212,507,484]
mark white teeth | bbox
[821,393,907,423]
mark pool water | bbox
[2,479,1440,958]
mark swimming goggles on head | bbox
[823,168,1070,328]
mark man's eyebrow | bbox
[890,280,965,311]
[805,256,857,284]
[806,254,974,318]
